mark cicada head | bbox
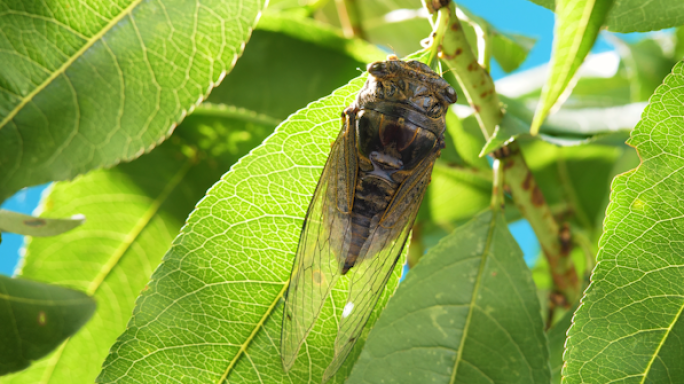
[357,57,457,122]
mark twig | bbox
[335,0,365,39]
[490,159,504,211]
[437,4,581,305]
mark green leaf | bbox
[446,113,490,170]
[0,209,85,237]
[492,31,537,73]
[355,4,534,71]
[421,162,493,233]
[496,53,632,109]
[346,210,550,384]
[521,139,624,233]
[481,97,641,155]
[0,0,265,202]
[527,0,684,32]
[0,275,95,376]
[609,35,680,102]
[208,15,380,120]
[548,307,574,384]
[530,0,615,135]
[676,27,684,59]
[563,61,684,383]
[0,107,276,384]
[96,76,403,384]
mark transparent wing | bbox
[322,151,439,380]
[281,118,357,371]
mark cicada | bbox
[281,55,457,380]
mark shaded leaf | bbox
[548,307,574,384]
[347,210,550,384]
[676,27,684,59]
[527,0,684,32]
[0,107,277,384]
[530,0,615,135]
[0,209,85,237]
[504,138,625,253]
[208,15,381,120]
[481,98,642,155]
[97,76,403,384]
[0,275,95,376]
[0,0,265,202]
[563,61,684,383]
[609,35,680,102]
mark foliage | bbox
[0,275,95,375]
[0,0,683,383]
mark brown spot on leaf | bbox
[559,223,572,256]
[24,219,46,227]
[522,172,533,190]
[531,186,545,206]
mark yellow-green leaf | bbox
[563,61,684,383]
[530,0,614,135]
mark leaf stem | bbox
[335,0,365,39]
[425,7,451,67]
[490,159,504,211]
[500,143,579,304]
[439,4,580,305]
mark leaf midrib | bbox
[449,211,497,384]
[0,0,145,131]
[638,288,684,382]
[217,280,290,384]
[549,0,597,98]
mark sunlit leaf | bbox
[527,0,684,32]
[563,61,684,383]
[530,0,615,135]
[0,0,265,202]
[0,276,95,376]
[0,107,276,384]
[347,210,550,384]
[492,31,537,73]
[96,75,403,384]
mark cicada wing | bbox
[322,151,438,381]
[281,116,358,371]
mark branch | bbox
[437,4,580,305]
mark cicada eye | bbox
[368,62,386,76]
[442,86,457,103]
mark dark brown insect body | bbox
[281,56,456,381]
[342,58,457,273]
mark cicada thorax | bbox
[341,59,455,274]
